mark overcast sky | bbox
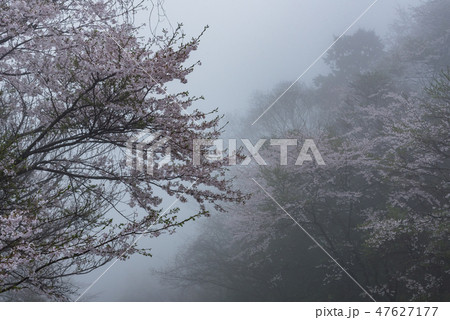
[75,0,421,301]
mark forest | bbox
[159,0,450,302]
[0,0,449,302]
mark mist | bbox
[1,0,448,303]
[74,0,432,302]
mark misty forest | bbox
[0,0,449,301]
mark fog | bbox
[73,0,424,301]
[3,0,448,303]
[157,0,416,115]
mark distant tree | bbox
[314,29,385,116]
[0,0,244,300]
[359,70,450,300]
[243,82,318,138]
[323,29,384,79]
[393,0,450,74]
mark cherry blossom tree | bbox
[357,70,450,300]
[0,0,244,300]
